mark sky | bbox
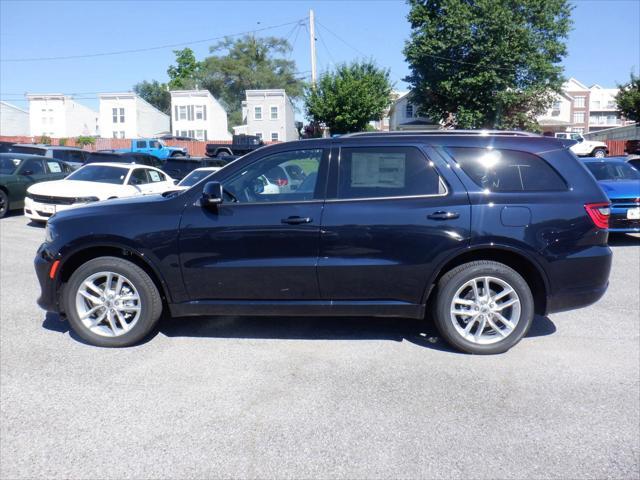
[1,0,639,117]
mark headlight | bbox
[44,222,57,243]
[74,196,99,203]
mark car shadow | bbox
[41,311,556,354]
[608,233,640,247]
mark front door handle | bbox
[281,216,313,225]
[427,211,460,220]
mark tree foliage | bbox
[196,36,305,127]
[167,48,199,90]
[133,80,171,114]
[403,0,572,130]
[616,72,640,122]
[304,61,393,134]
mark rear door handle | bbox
[427,211,460,220]
[281,216,313,225]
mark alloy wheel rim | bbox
[75,271,142,337]
[449,276,521,345]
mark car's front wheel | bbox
[593,148,606,158]
[432,261,534,354]
[63,256,163,347]
[0,189,9,218]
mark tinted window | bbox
[51,150,68,161]
[11,146,45,156]
[448,147,566,192]
[178,169,219,187]
[21,158,45,175]
[86,153,122,164]
[136,141,147,149]
[128,169,149,185]
[225,149,323,203]
[67,165,128,184]
[149,141,160,149]
[66,150,86,163]
[584,162,640,181]
[0,156,23,174]
[338,147,442,199]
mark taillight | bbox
[585,202,610,229]
[276,178,288,187]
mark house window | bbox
[552,101,561,110]
[406,103,414,118]
[112,108,118,123]
[188,130,195,138]
[574,96,585,108]
[254,106,262,120]
[179,106,187,120]
[196,130,204,140]
[180,130,188,137]
[573,112,585,123]
[195,105,206,120]
[607,115,617,125]
[42,117,47,124]
[270,106,278,120]
[271,132,279,142]
[255,132,263,140]
[119,108,125,123]
[119,131,125,139]
[113,131,118,138]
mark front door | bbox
[179,147,328,301]
[318,144,471,306]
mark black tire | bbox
[0,189,8,218]
[431,260,534,354]
[63,256,163,347]
[592,148,606,158]
[171,152,186,158]
[216,150,230,157]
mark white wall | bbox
[99,94,169,138]
[243,90,298,142]
[0,101,30,136]
[28,95,98,138]
[136,96,170,137]
[65,99,99,137]
[538,93,572,125]
[170,90,230,140]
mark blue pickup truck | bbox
[116,138,188,160]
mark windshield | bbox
[66,165,128,184]
[178,169,219,187]
[585,162,640,181]
[0,156,23,174]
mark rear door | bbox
[318,143,471,308]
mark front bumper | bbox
[24,197,77,222]
[34,244,61,312]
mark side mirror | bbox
[202,181,223,206]
[577,136,584,143]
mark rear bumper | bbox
[547,282,609,314]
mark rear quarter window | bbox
[447,147,566,192]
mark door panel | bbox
[318,145,471,304]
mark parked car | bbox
[25,162,174,222]
[0,141,16,153]
[34,131,612,354]
[554,132,608,157]
[581,157,640,233]
[9,144,90,164]
[115,138,188,159]
[626,156,640,171]
[0,153,72,218]
[175,167,223,189]
[159,134,197,142]
[205,134,264,158]
[162,156,231,181]
[83,151,165,169]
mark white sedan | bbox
[25,162,175,222]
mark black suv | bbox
[35,132,612,354]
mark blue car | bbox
[582,157,640,233]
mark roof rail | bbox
[342,130,540,138]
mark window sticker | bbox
[351,152,406,188]
[47,161,62,173]
[148,170,161,182]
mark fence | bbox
[0,136,233,157]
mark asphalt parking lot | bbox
[0,213,638,479]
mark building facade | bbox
[0,101,30,136]
[99,93,169,139]
[170,90,231,141]
[239,89,298,142]
[389,92,438,131]
[27,94,98,138]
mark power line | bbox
[316,20,367,58]
[315,27,337,70]
[1,18,305,63]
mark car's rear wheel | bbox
[171,152,185,158]
[63,256,163,347]
[0,190,8,218]
[432,261,534,354]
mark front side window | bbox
[224,149,324,203]
[338,146,443,199]
[254,106,262,120]
[148,140,160,149]
[20,158,45,175]
[447,147,567,192]
[0,157,23,175]
[128,169,149,185]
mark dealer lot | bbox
[0,214,638,479]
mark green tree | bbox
[616,72,640,122]
[403,0,572,130]
[167,47,199,90]
[196,35,304,127]
[304,61,393,134]
[133,80,171,114]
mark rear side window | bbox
[338,146,443,199]
[447,147,566,192]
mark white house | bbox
[238,89,298,142]
[99,92,169,139]
[27,94,99,138]
[0,101,30,136]
[389,92,438,131]
[537,91,574,135]
[170,89,231,141]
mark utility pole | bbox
[309,9,317,87]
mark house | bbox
[170,90,231,141]
[238,89,298,142]
[0,101,30,136]
[389,92,439,131]
[27,94,98,138]
[98,92,169,139]
[537,78,633,135]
